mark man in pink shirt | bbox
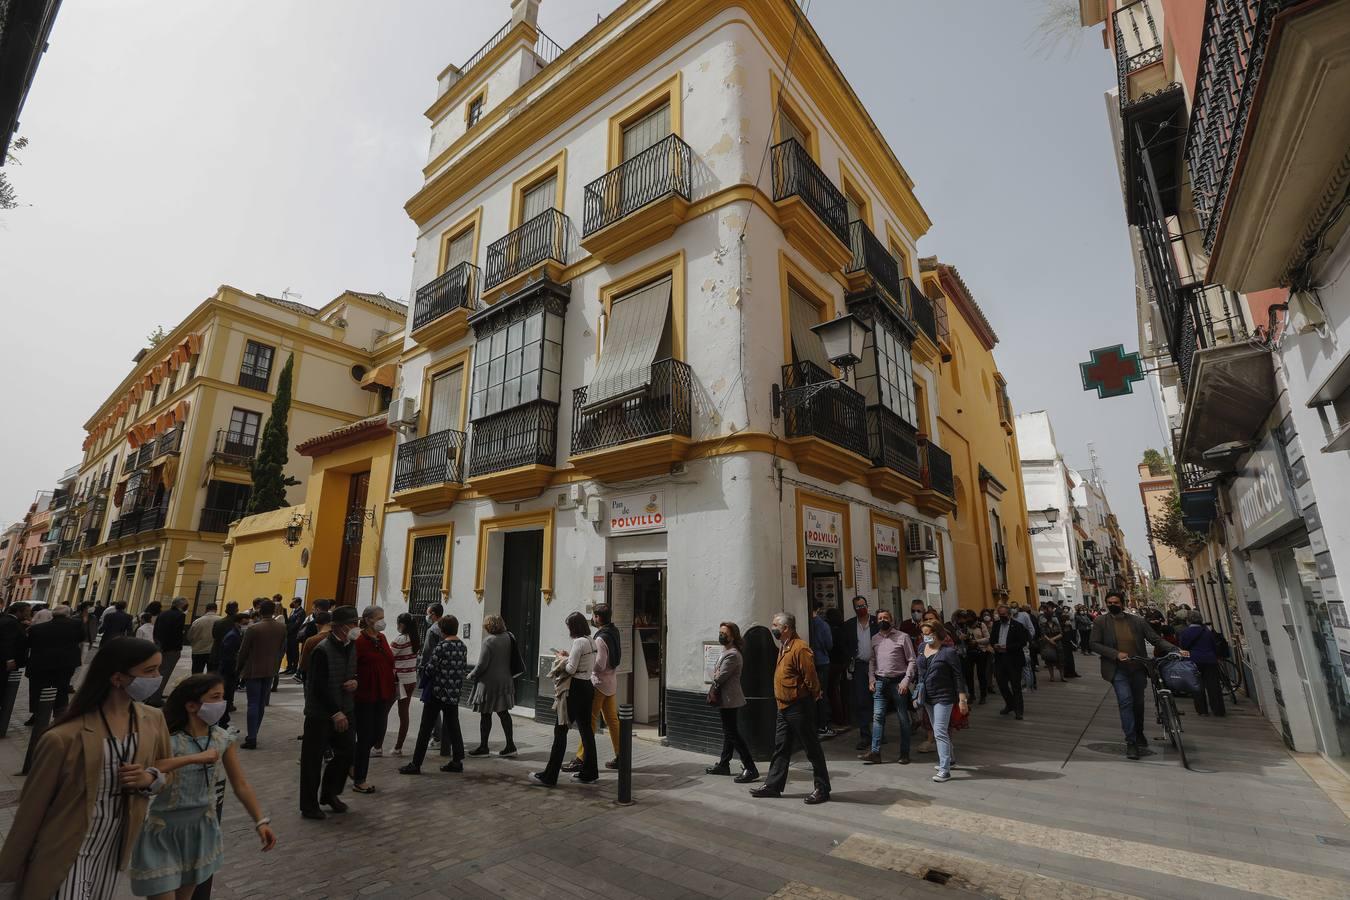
[563,604,621,772]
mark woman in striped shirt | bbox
[385,612,421,757]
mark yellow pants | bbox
[575,689,620,761]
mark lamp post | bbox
[1027,505,1060,536]
[770,313,872,418]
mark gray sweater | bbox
[711,647,746,708]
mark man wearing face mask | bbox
[858,610,916,764]
[1089,590,1187,759]
[990,604,1030,719]
[750,612,830,804]
[898,598,926,642]
[300,606,360,819]
[841,596,880,751]
[236,599,287,750]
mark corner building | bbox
[380,0,958,753]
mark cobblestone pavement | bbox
[1,650,1349,899]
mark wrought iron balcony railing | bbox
[921,441,955,499]
[238,368,270,392]
[467,401,558,479]
[394,428,467,492]
[138,504,167,533]
[412,262,481,332]
[1173,283,1250,387]
[442,21,565,92]
[781,361,869,458]
[866,405,921,481]
[198,507,242,533]
[214,429,257,466]
[582,133,692,236]
[1186,0,1295,251]
[770,138,849,245]
[485,209,569,290]
[156,427,181,456]
[1113,0,1165,109]
[846,220,902,301]
[906,279,938,345]
[571,359,693,456]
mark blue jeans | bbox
[926,702,954,773]
[1111,666,1148,743]
[244,677,272,742]
[871,676,911,755]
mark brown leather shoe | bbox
[803,789,830,805]
[858,750,882,764]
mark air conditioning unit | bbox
[906,522,938,558]
[389,396,418,430]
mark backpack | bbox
[598,623,621,670]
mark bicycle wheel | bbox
[1162,694,1189,769]
[1219,658,1241,689]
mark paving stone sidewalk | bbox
[0,649,1348,899]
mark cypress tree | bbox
[248,354,300,513]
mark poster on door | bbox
[811,573,840,610]
[608,571,635,676]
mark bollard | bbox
[617,703,634,806]
[21,687,59,775]
[0,670,22,738]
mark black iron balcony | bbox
[413,262,481,332]
[906,280,938,345]
[138,504,167,533]
[770,138,848,245]
[1172,283,1250,388]
[866,405,921,481]
[214,429,257,466]
[467,401,558,479]
[485,209,569,290]
[582,133,692,236]
[80,527,100,550]
[781,361,868,458]
[571,359,693,456]
[846,220,902,301]
[198,507,241,533]
[156,428,181,456]
[238,368,270,393]
[921,441,955,499]
[1113,0,1165,110]
[28,563,51,576]
[394,428,467,492]
[442,22,565,92]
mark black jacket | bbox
[841,616,880,662]
[209,615,236,669]
[305,634,357,718]
[153,608,186,652]
[25,618,84,675]
[99,609,133,638]
[0,613,25,669]
[988,618,1030,656]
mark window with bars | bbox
[467,95,485,128]
[470,308,563,421]
[407,533,448,623]
[856,322,916,425]
[228,408,262,448]
[239,340,274,391]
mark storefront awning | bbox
[360,364,397,393]
[789,287,833,373]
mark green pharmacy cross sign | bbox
[1080,344,1145,399]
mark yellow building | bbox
[921,258,1037,609]
[68,286,405,613]
[220,414,396,608]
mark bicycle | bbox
[1217,657,1241,704]
[1127,654,1189,770]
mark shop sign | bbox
[873,524,900,557]
[803,506,842,548]
[1233,433,1301,550]
[608,491,666,535]
[804,545,837,564]
[253,561,270,573]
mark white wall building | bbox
[1015,411,1083,607]
[377,0,959,753]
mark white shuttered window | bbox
[585,277,673,411]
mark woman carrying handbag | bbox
[704,622,759,783]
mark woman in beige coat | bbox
[0,637,174,900]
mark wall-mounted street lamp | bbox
[284,512,313,548]
[344,508,376,545]
[770,314,872,417]
[1027,505,1060,536]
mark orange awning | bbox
[360,364,397,393]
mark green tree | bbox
[1142,448,1172,476]
[146,325,168,347]
[248,354,299,513]
[1151,488,1205,558]
[0,136,29,210]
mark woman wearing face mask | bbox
[705,622,759,782]
[0,638,174,900]
[350,606,395,793]
[129,674,276,899]
[914,621,969,783]
[386,613,421,757]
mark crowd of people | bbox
[0,588,1233,894]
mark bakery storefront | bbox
[604,491,667,734]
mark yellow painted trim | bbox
[605,72,683,171]
[419,348,472,436]
[436,207,483,275]
[464,85,488,128]
[884,221,912,281]
[837,158,871,229]
[474,508,555,602]
[794,488,853,589]
[777,250,836,367]
[770,72,820,160]
[869,509,906,594]
[401,523,454,595]
[508,149,568,230]
[596,250,686,362]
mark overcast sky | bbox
[0,1,1167,561]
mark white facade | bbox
[1015,411,1082,606]
[379,1,953,750]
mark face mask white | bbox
[922,634,937,645]
[425,614,435,625]
[196,700,228,727]
[374,620,386,633]
[124,674,159,702]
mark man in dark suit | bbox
[149,597,188,705]
[24,605,84,719]
[841,595,880,751]
[990,603,1030,719]
[284,597,306,674]
[0,602,33,673]
[98,600,133,640]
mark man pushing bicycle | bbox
[1089,591,1189,760]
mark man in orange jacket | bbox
[750,611,832,804]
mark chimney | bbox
[511,0,540,29]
